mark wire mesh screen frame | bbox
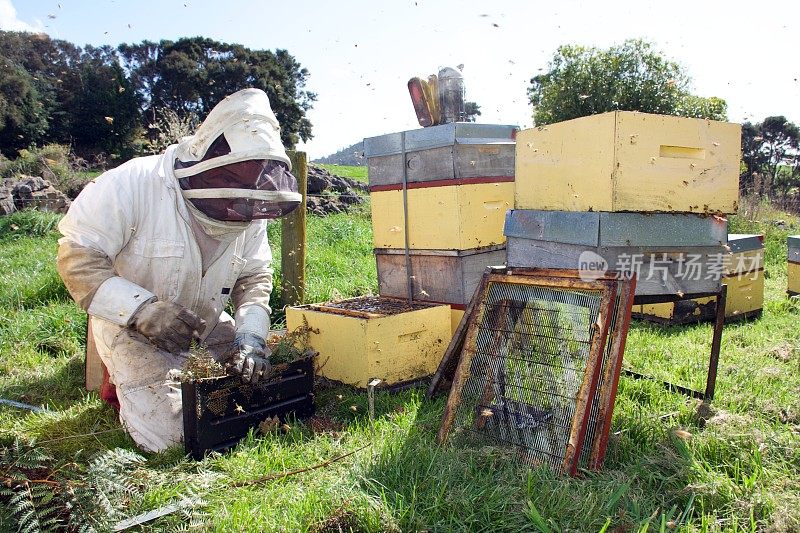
[437,268,634,476]
[577,275,636,470]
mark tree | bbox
[68,45,141,158]
[0,31,83,146]
[118,37,316,148]
[0,62,48,155]
[740,116,800,201]
[0,32,314,158]
[465,101,481,122]
[740,122,769,194]
[0,31,141,157]
[528,39,727,125]
[759,116,799,184]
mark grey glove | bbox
[231,333,271,384]
[130,300,206,354]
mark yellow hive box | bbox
[789,262,800,295]
[370,181,514,250]
[789,236,800,295]
[285,297,451,388]
[635,271,764,322]
[515,111,741,214]
[633,234,764,323]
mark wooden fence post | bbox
[281,151,307,307]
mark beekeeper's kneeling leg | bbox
[91,317,235,452]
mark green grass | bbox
[266,205,376,326]
[317,164,368,183]
[76,170,103,181]
[1,207,799,532]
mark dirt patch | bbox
[308,416,344,435]
[704,409,756,430]
[766,342,796,363]
[761,366,786,379]
[310,500,364,533]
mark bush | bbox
[0,144,89,198]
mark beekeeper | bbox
[56,88,301,452]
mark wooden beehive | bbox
[285,297,450,388]
[365,123,516,251]
[504,210,727,297]
[370,182,513,249]
[364,123,517,188]
[515,111,741,214]
[789,236,800,296]
[633,234,764,323]
[375,245,505,307]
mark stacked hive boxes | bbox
[788,236,800,296]
[285,123,516,388]
[366,123,517,331]
[508,111,742,299]
[633,234,764,323]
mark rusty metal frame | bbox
[587,274,636,470]
[436,267,631,476]
[623,284,727,402]
[428,267,623,398]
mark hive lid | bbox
[364,123,518,158]
[727,234,764,253]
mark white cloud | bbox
[0,0,44,32]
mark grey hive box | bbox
[375,245,506,308]
[504,210,728,297]
[364,123,518,190]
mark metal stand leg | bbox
[704,284,727,401]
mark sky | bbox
[2,0,799,160]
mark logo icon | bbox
[578,251,609,281]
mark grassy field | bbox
[1,173,799,531]
[316,163,368,183]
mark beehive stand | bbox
[624,285,727,401]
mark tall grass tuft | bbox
[0,210,62,241]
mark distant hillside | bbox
[314,141,365,166]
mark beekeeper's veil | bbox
[173,88,301,229]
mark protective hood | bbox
[173,88,302,223]
[174,88,291,176]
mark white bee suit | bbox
[56,89,296,452]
